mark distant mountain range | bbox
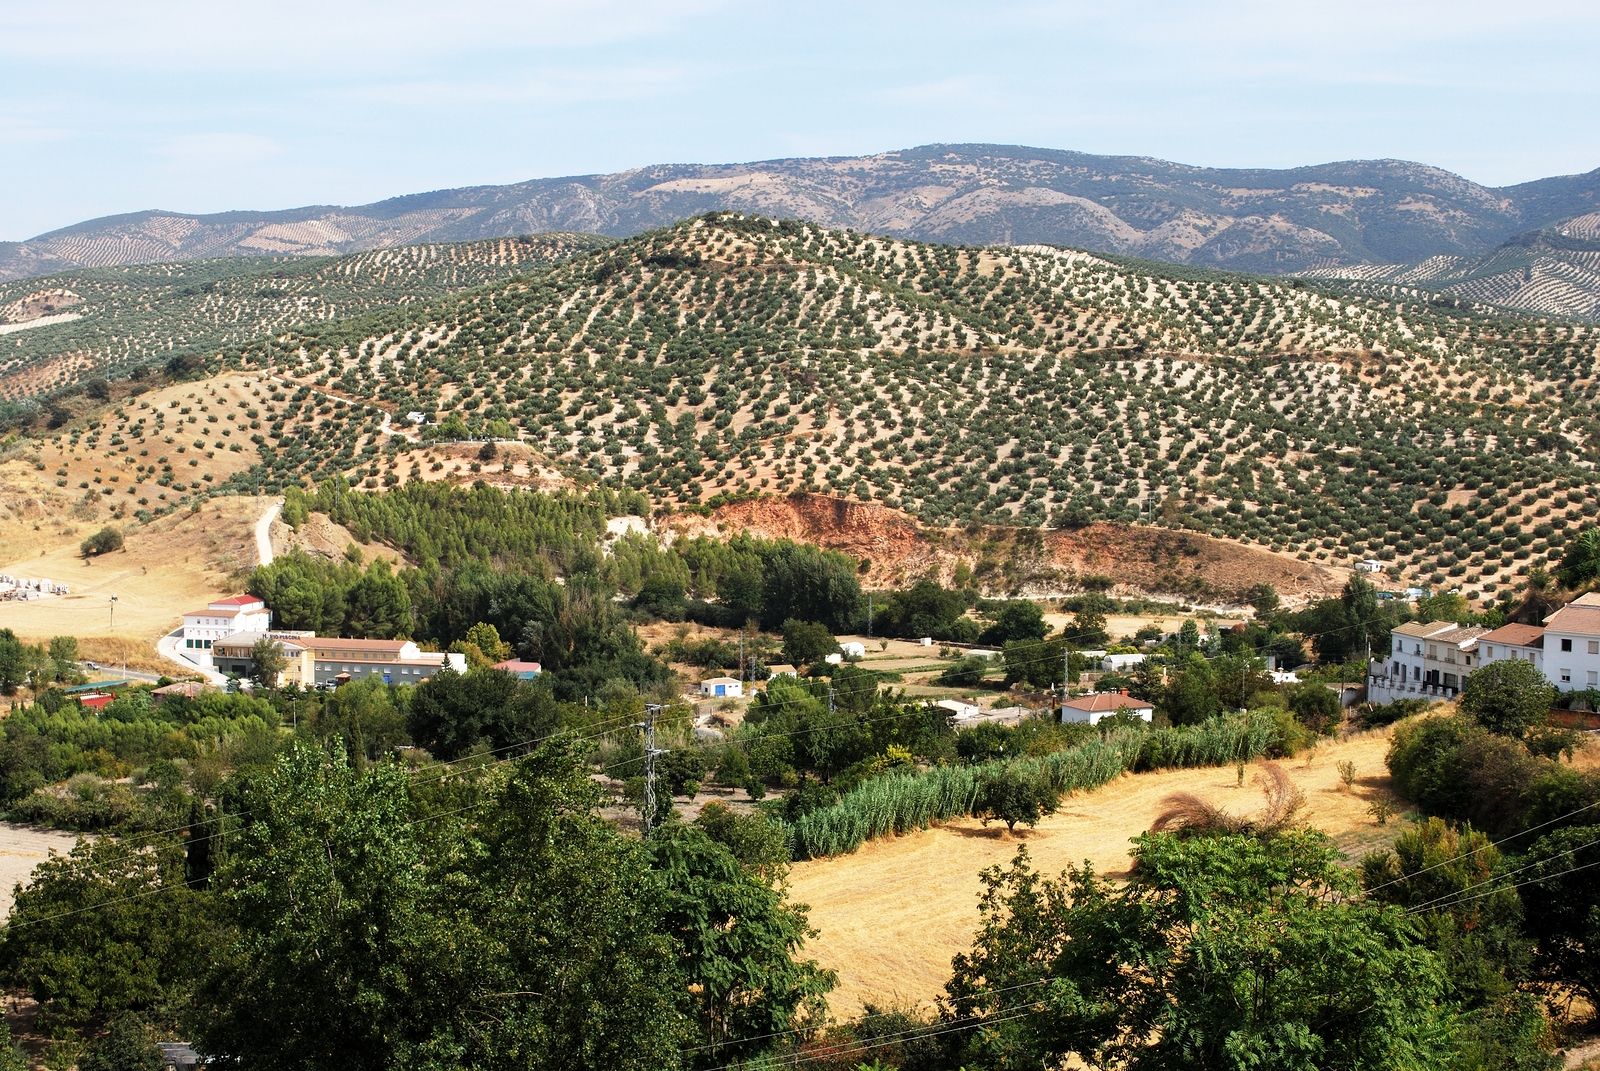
[5,144,1598,317]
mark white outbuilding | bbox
[699,676,743,699]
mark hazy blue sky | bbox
[2,0,1596,239]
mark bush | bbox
[1460,660,1555,738]
[80,526,124,558]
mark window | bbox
[1427,645,1438,660]
[1395,639,1403,652]
[1484,645,1495,658]
[1589,640,1599,655]
[1589,671,1599,688]
[1561,638,1574,652]
[1560,669,1572,684]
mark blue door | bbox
[715,684,726,697]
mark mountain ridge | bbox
[6,144,1597,317]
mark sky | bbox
[2,0,1597,240]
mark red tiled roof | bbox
[1547,602,1600,636]
[1480,623,1545,648]
[209,594,263,608]
[1062,692,1153,713]
[184,607,243,619]
[493,659,542,673]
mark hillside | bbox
[0,234,603,407]
[36,213,1580,601]
[1296,210,1600,321]
[4,145,1597,314]
[669,493,1344,603]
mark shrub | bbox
[80,526,124,558]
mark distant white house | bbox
[1269,669,1301,685]
[824,653,843,666]
[699,676,743,699]
[766,663,799,679]
[1100,653,1147,673]
[1060,691,1155,726]
[1355,559,1385,574]
[406,411,426,425]
[967,648,1001,661]
[839,641,867,659]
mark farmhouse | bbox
[1100,652,1147,672]
[1060,691,1154,726]
[180,595,271,666]
[699,676,743,698]
[766,663,799,678]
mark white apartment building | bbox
[1542,592,1600,693]
[1368,620,1487,704]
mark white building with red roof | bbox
[180,595,271,667]
[1059,691,1154,726]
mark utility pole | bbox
[108,594,118,634]
[639,703,665,837]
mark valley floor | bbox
[790,729,1403,1018]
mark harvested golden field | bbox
[0,495,266,647]
[0,824,79,918]
[789,729,1404,1018]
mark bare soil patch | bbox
[0,823,79,917]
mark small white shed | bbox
[699,676,743,699]
[839,641,866,659]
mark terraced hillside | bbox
[1298,211,1600,321]
[117,213,1588,600]
[0,234,604,404]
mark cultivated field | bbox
[790,729,1404,1017]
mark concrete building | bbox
[699,676,743,699]
[180,595,271,666]
[1101,652,1147,673]
[1476,623,1546,676]
[1544,593,1600,693]
[934,698,981,721]
[303,637,466,687]
[1368,621,1487,703]
[211,632,465,687]
[1060,691,1155,726]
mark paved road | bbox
[154,632,229,686]
[255,498,281,567]
[75,661,163,683]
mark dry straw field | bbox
[790,729,1404,1016]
